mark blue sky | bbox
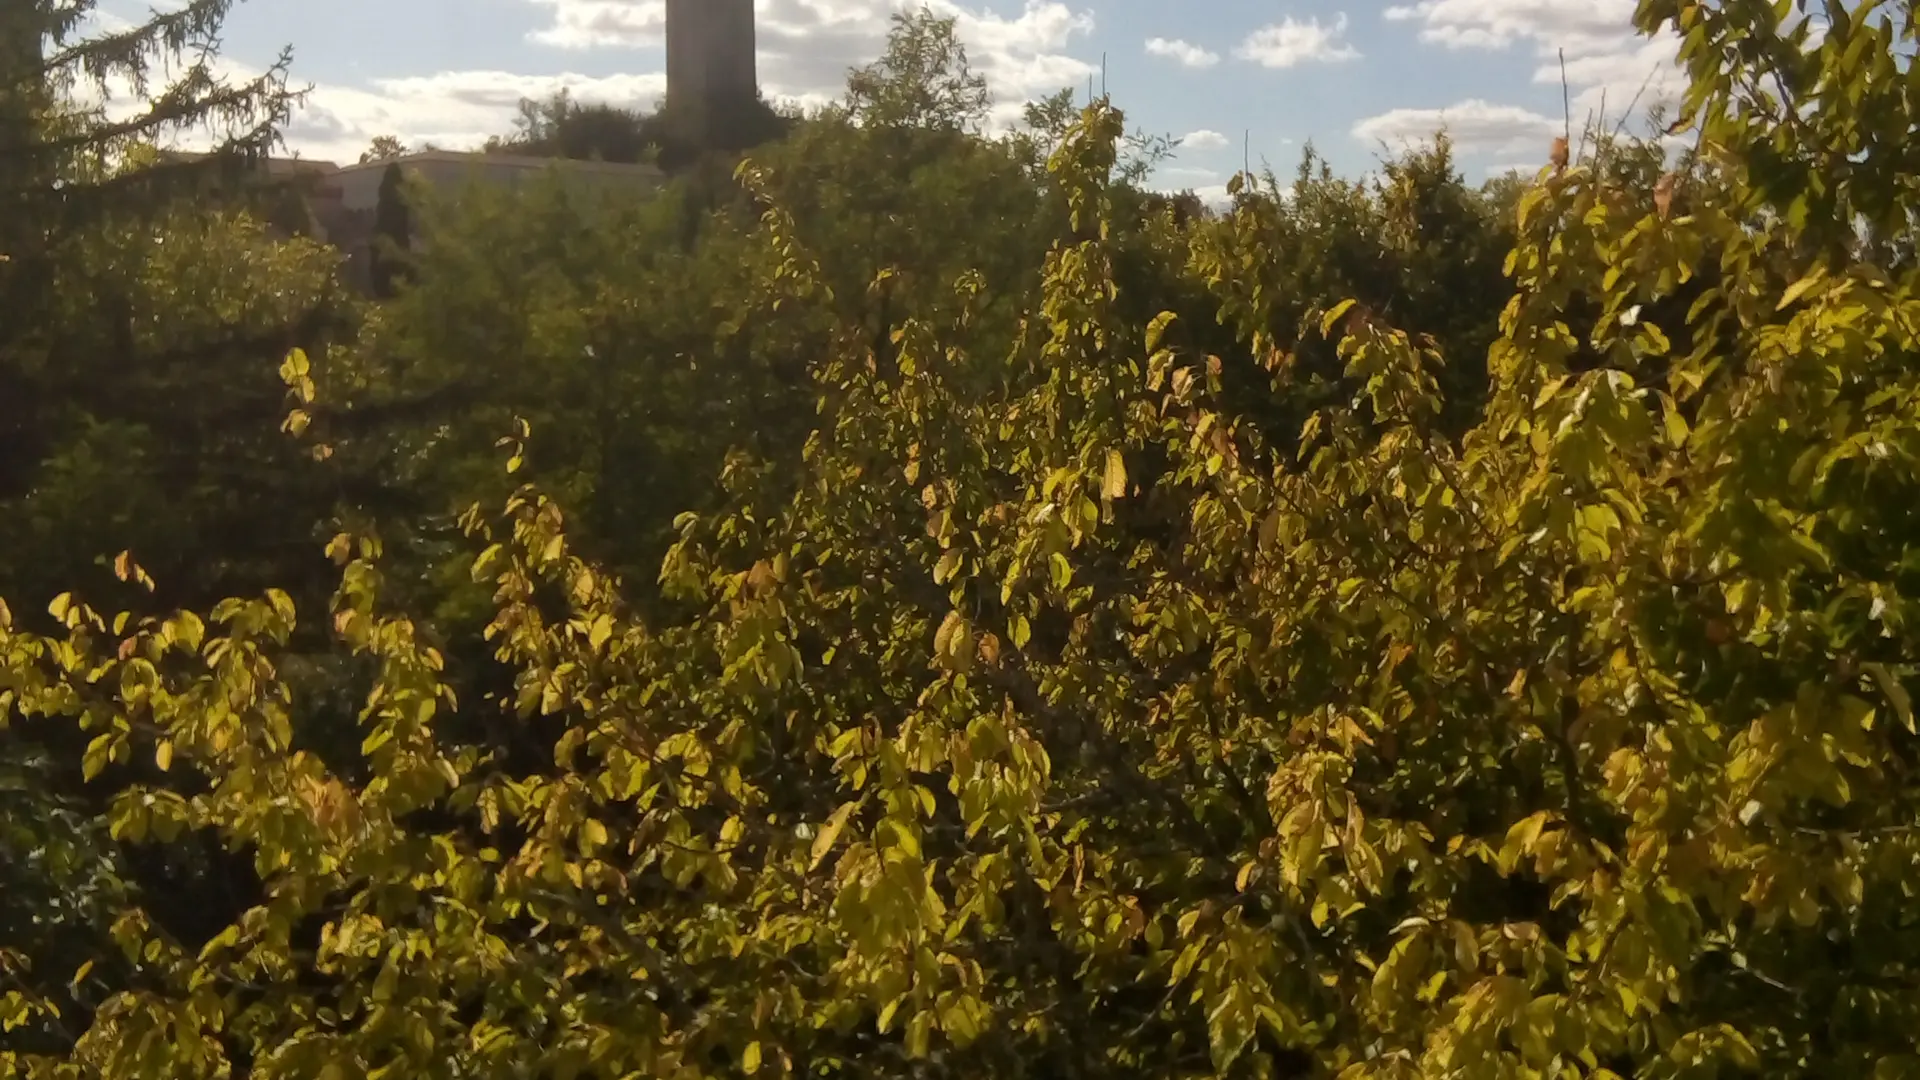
[106,0,1689,191]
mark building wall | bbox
[323,152,664,215]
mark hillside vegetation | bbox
[5,1,1920,1078]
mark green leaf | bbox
[1864,663,1913,732]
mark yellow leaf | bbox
[154,740,173,772]
[743,1042,762,1074]
[1777,270,1825,311]
[1500,811,1551,873]
[582,819,609,850]
[811,801,857,869]
[1103,448,1128,500]
[326,533,354,565]
[1145,310,1178,352]
[1321,298,1359,338]
[933,611,973,672]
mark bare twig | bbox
[1560,47,1573,150]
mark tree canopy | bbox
[7,1,1920,1078]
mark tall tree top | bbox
[0,0,299,241]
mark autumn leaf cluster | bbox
[7,2,1920,1079]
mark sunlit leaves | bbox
[8,4,1920,1077]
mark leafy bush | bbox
[8,0,1920,1078]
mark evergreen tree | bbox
[368,161,410,299]
[0,0,303,519]
[0,0,297,239]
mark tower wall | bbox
[665,0,757,108]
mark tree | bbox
[485,89,655,164]
[358,134,406,163]
[367,161,410,299]
[845,9,992,132]
[1,0,308,554]
[2,0,300,508]
[0,8,353,1054]
[13,0,1920,1076]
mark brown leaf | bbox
[977,631,1002,668]
[746,560,777,597]
[1550,136,1570,172]
[1653,172,1677,220]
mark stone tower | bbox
[665,0,757,113]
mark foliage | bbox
[0,0,298,227]
[485,90,657,165]
[359,135,407,164]
[11,1,1920,1078]
[0,0,321,606]
[846,10,992,133]
[368,162,410,300]
[484,87,792,173]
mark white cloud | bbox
[531,0,665,48]
[1145,37,1221,68]
[75,0,1096,163]
[1180,128,1229,150]
[1189,184,1232,207]
[1543,36,1687,122]
[1381,0,1638,54]
[255,0,1098,158]
[1351,98,1560,157]
[1234,14,1361,68]
[1381,0,1685,120]
[1366,0,1687,161]
[524,0,1098,128]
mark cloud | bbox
[253,0,1096,158]
[1381,0,1686,120]
[1145,37,1221,68]
[286,71,672,162]
[1366,0,1687,161]
[1351,98,1561,157]
[1234,14,1361,68]
[524,0,1098,127]
[1189,184,1233,207]
[531,0,664,48]
[77,0,1094,162]
[1543,36,1687,121]
[1381,0,1638,54]
[1179,128,1229,150]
